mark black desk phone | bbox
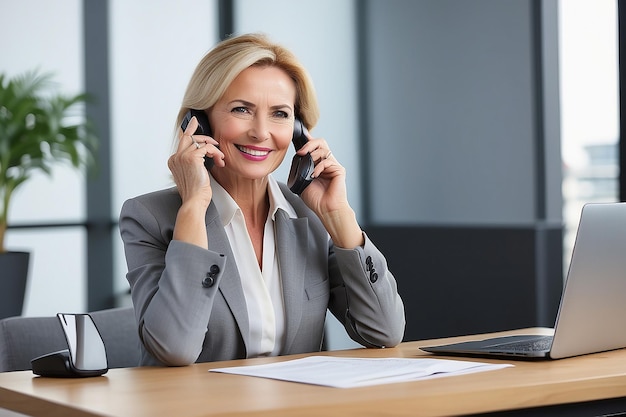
[181,109,314,194]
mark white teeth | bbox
[236,145,269,156]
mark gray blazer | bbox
[119,182,405,366]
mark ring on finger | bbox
[190,135,200,149]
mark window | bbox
[559,0,619,270]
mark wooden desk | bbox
[1,328,626,417]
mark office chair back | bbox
[0,307,141,372]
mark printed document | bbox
[210,356,512,388]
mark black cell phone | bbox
[181,109,214,170]
[181,109,313,194]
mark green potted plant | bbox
[0,69,97,319]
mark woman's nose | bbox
[248,118,270,142]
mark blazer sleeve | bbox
[328,233,406,348]
[119,195,227,366]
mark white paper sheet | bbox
[210,356,513,388]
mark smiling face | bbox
[209,65,297,187]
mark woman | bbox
[119,33,405,366]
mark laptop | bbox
[420,202,626,360]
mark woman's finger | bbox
[177,116,199,152]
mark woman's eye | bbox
[232,107,249,114]
[273,110,289,119]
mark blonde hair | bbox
[176,33,319,134]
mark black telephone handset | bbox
[181,109,214,170]
[287,118,314,194]
[181,109,313,194]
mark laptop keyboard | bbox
[497,336,553,352]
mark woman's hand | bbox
[168,116,224,248]
[297,134,364,249]
[168,116,224,207]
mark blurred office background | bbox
[0,0,620,348]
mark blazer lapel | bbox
[205,204,250,351]
[274,209,309,353]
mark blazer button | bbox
[202,265,220,287]
[202,275,215,288]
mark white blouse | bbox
[209,174,297,357]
